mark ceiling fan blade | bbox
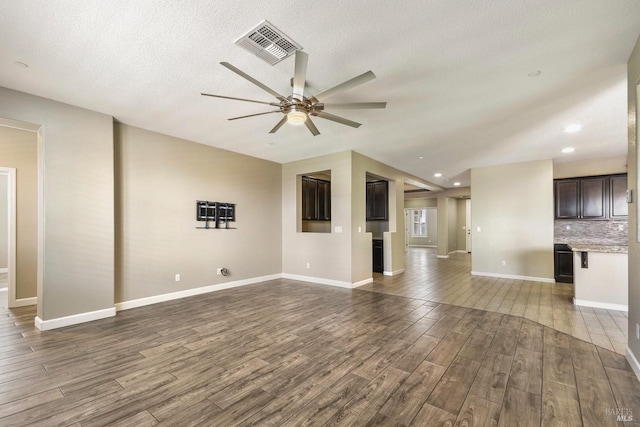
[323,102,387,110]
[315,112,362,128]
[220,62,287,101]
[305,117,320,136]
[269,116,288,134]
[292,50,308,102]
[201,93,281,106]
[228,110,282,121]
[313,71,376,101]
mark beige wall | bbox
[554,155,627,179]
[282,150,429,285]
[352,152,414,279]
[282,151,354,284]
[115,123,282,302]
[627,35,640,369]
[471,159,554,280]
[0,127,37,298]
[0,87,114,320]
[0,174,6,269]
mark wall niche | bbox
[298,170,331,233]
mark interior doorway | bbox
[0,167,15,304]
[0,121,40,309]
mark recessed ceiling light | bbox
[564,124,581,133]
[562,147,575,154]
[14,61,29,68]
[418,156,424,160]
[453,182,461,186]
[528,70,542,77]
[434,173,442,178]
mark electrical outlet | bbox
[306,262,310,269]
[501,260,506,266]
[636,323,639,341]
[619,224,624,231]
[175,274,180,282]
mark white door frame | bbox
[465,199,471,253]
[0,167,16,306]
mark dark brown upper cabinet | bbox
[580,176,607,219]
[610,174,629,218]
[366,180,388,221]
[555,179,580,219]
[302,176,331,221]
[554,174,627,220]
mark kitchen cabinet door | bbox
[580,177,607,219]
[555,179,580,219]
[554,244,574,283]
[373,240,384,273]
[366,180,388,221]
[302,176,318,220]
[302,176,331,221]
[610,174,628,218]
[317,180,331,221]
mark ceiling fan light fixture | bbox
[287,107,307,124]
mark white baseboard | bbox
[383,269,405,276]
[0,268,7,273]
[573,298,628,312]
[627,346,640,383]
[408,245,436,248]
[471,271,555,284]
[352,277,373,288]
[35,307,116,331]
[281,273,353,289]
[115,274,282,311]
[436,255,449,259]
[12,296,36,307]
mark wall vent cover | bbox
[235,20,302,65]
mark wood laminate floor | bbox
[0,250,638,426]
[361,248,629,355]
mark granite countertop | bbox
[567,243,628,254]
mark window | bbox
[411,209,428,237]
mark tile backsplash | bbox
[554,219,628,245]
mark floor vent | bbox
[235,20,302,65]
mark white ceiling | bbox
[1,1,639,188]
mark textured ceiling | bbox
[1,1,639,188]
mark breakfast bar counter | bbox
[569,244,628,311]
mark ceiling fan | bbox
[201,50,386,136]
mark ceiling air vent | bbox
[235,20,302,66]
